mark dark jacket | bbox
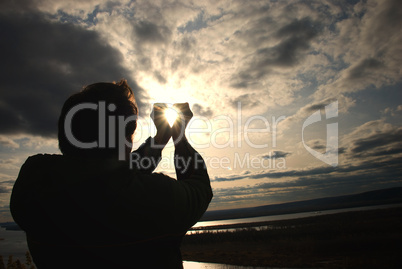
[10,138,212,269]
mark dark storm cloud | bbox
[231,17,322,89]
[0,0,37,12]
[0,12,147,137]
[192,104,213,118]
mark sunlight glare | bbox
[165,106,179,127]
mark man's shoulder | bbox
[23,153,63,166]
[27,153,62,160]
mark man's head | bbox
[58,80,138,159]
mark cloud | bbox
[192,104,213,117]
[305,139,326,151]
[349,130,402,156]
[0,187,9,194]
[230,94,260,109]
[347,58,384,80]
[213,152,402,183]
[229,17,322,89]
[209,147,402,207]
[3,0,399,123]
[279,95,354,131]
[211,159,402,208]
[382,104,402,117]
[342,119,402,159]
[0,180,15,194]
[0,11,147,137]
[305,98,338,113]
[0,0,131,17]
[0,0,37,13]
[0,158,22,170]
[0,136,19,149]
[153,71,167,84]
[134,20,172,44]
[313,0,402,100]
[261,151,291,159]
[303,139,346,155]
[178,11,208,33]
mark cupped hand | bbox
[151,103,172,146]
[172,103,193,143]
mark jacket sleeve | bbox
[130,137,162,174]
[10,156,37,231]
[170,138,213,231]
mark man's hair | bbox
[58,80,138,158]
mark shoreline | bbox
[182,207,402,268]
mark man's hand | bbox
[172,103,193,144]
[151,103,172,146]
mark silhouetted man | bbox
[10,80,213,268]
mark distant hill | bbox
[0,221,21,230]
[201,187,402,221]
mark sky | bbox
[0,0,402,222]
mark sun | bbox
[164,106,179,127]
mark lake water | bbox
[183,261,276,268]
[0,226,28,261]
[1,203,401,268]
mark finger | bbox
[152,103,167,114]
[173,103,193,118]
[154,103,168,109]
[151,103,168,119]
[173,103,189,110]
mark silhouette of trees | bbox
[24,252,34,269]
[6,256,13,269]
[0,253,35,269]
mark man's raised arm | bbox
[131,104,172,174]
[171,103,212,229]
